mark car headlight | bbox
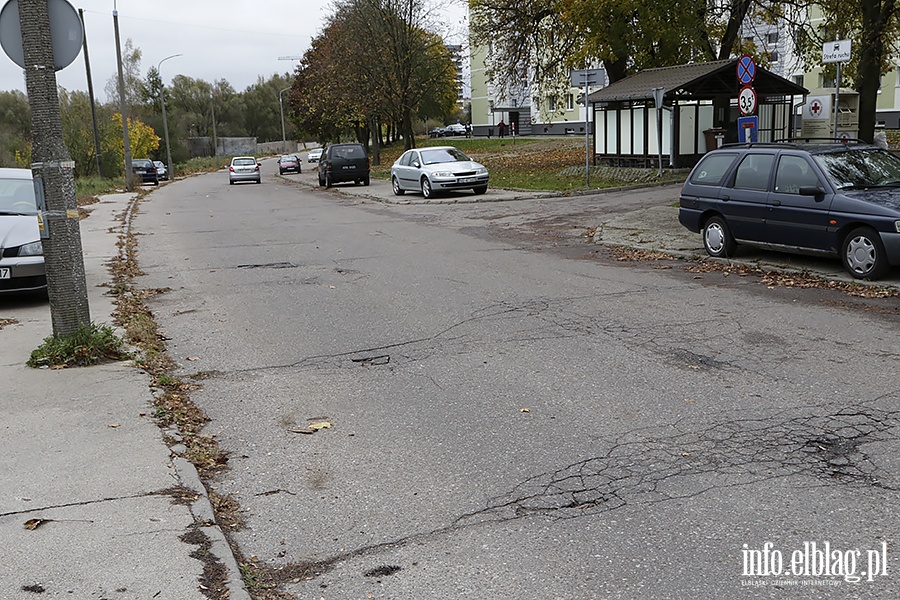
[475,167,488,175]
[431,171,454,178]
[19,241,43,256]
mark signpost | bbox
[736,54,757,144]
[572,68,605,187]
[651,87,665,176]
[823,40,851,140]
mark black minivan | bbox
[678,140,900,280]
[317,143,370,188]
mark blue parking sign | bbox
[737,116,759,143]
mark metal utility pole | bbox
[209,91,217,156]
[279,86,290,150]
[113,2,133,190]
[78,8,102,178]
[157,53,181,178]
[19,0,91,335]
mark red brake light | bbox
[229,166,235,172]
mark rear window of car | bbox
[233,158,256,166]
[332,145,366,160]
[689,153,739,186]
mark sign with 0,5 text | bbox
[822,40,851,64]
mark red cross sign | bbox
[809,99,824,118]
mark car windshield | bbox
[420,148,470,165]
[814,148,900,189]
[0,178,37,215]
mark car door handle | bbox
[721,195,729,201]
[771,199,782,206]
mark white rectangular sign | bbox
[822,40,851,63]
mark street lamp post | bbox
[279,86,291,152]
[157,53,181,180]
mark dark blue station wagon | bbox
[679,140,900,280]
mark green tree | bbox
[469,0,756,107]
[787,0,900,142]
[0,90,31,167]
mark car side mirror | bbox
[412,161,420,168]
[799,185,825,199]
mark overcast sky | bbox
[0,0,467,100]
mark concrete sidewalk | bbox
[0,193,248,599]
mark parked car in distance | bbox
[390,146,489,199]
[443,123,467,136]
[307,148,323,163]
[132,158,159,186]
[0,168,46,294]
[428,127,445,138]
[678,139,900,280]
[229,156,261,184]
[278,155,301,174]
[317,143,370,188]
[153,161,168,181]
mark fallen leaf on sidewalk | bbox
[23,518,52,530]
[520,408,531,413]
[107,423,120,428]
[290,428,315,434]
[186,356,200,361]
[308,421,332,430]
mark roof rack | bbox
[776,137,869,145]
[718,138,872,150]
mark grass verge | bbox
[369,136,687,191]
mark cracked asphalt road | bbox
[137,164,899,599]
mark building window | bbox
[792,75,803,87]
[548,95,557,111]
[769,51,779,62]
[566,94,574,110]
[766,32,779,45]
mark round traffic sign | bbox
[737,54,757,85]
[739,85,757,116]
[0,0,84,71]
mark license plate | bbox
[460,177,475,183]
[0,268,10,279]
[342,165,355,170]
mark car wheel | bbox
[473,185,487,195]
[842,227,889,280]
[255,178,261,184]
[318,174,324,186]
[325,173,333,188]
[229,180,234,185]
[392,176,404,195]
[363,176,370,186]
[421,176,434,199]
[702,216,736,258]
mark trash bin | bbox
[703,128,727,151]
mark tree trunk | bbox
[855,0,892,143]
[19,0,91,337]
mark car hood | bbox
[0,214,40,248]
[843,188,900,214]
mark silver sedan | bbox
[390,146,489,199]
